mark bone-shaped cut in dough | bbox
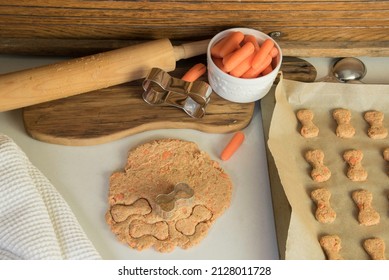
[176,205,212,236]
[129,220,169,240]
[110,198,151,222]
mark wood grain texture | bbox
[0,1,388,57]
[22,57,316,146]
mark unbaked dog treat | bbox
[384,148,389,161]
[343,149,368,182]
[311,188,336,224]
[364,110,388,139]
[384,148,389,175]
[352,189,380,226]
[296,109,319,138]
[319,234,343,260]
[363,237,386,260]
[105,138,233,253]
[332,108,355,138]
[305,149,331,182]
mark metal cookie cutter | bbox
[142,68,212,118]
[155,183,194,219]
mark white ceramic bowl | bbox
[207,27,282,103]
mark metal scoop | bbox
[319,57,367,84]
[332,57,367,83]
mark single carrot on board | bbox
[222,42,255,73]
[218,31,245,58]
[220,131,245,161]
[241,54,272,79]
[229,52,255,78]
[181,63,206,82]
[251,38,274,69]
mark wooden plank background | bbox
[0,0,388,57]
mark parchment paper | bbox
[268,76,389,260]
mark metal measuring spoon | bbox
[319,57,367,83]
[332,57,367,83]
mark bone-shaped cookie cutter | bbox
[155,183,194,219]
[142,68,212,118]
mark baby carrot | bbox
[218,31,245,58]
[210,36,229,58]
[269,46,279,58]
[243,35,260,50]
[221,131,245,161]
[212,57,228,73]
[241,54,272,79]
[261,64,273,76]
[222,42,255,73]
[251,38,274,69]
[229,52,255,78]
[181,63,206,82]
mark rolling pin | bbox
[0,38,210,112]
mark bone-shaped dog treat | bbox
[129,219,169,240]
[155,183,194,219]
[319,235,344,260]
[383,148,389,175]
[384,148,389,161]
[311,188,336,223]
[175,205,212,236]
[364,110,388,139]
[352,189,380,226]
[363,238,386,260]
[305,149,331,182]
[343,149,368,182]
[333,108,355,138]
[297,109,319,138]
[110,198,151,223]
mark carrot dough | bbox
[305,149,331,182]
[296,109,319,138]
[319,235,343,260]
[333,108,355,138]
[105,139,233,253]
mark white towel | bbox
[0,134,101,259]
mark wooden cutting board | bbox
[23,57,316,146]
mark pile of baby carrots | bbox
[210,31,279,79]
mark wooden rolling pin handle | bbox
[173,39,210,61]
[0,38,209,112]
